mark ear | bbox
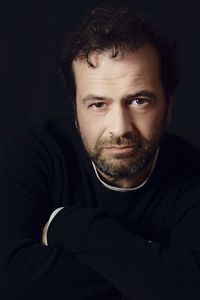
[166,95,174,124]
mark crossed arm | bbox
[1,173,200,299]
[40,203,200,300]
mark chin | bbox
[93,155,152,178]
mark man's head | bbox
[60,5,179,104]
[60,5,179,187]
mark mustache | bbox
[97,133,143,148]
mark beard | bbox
[77,117,167,178]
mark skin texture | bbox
[73,44,173,188]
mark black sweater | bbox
[0,118,200,300]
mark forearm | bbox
[0,227,118,299]
[47,206,200,300]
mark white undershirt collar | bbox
[92,147,159,192]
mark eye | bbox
[88,102,107,111]
[131,98,148,106]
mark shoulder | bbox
[159,134,200,234]
[0,118,78,154]
[162,132,200,155]
[159,132,200,175]
[158,132,200,206]
[0,118,81,174]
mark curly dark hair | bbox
[60,5,179,104]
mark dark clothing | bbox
[0,118,200,299]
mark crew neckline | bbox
[92,148,159,192]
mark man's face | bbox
[73,44,172,181]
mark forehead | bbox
[73,43,160,72]
[72,44,161,93]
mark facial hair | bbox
[77,114,167,178]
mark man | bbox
[0,5,200,300]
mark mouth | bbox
[104,145,138,153]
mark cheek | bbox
[77,109,106,141]
[133,110,166,139]
[77,116,101,148]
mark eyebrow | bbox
[82,90,157,104]
[127,90,157,99]
[82,95,108,104]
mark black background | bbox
[1,0,200,147]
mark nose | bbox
[108,104,135,136]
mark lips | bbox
[104,145,138,153]
[105,144,139,149]
[106,146,133,149]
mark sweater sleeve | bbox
[0,129,117,300]
[47,191,200,300]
